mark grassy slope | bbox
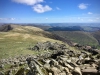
[92,31,100,47]
[52,31,99,46]
[0,25,63,59]
[0,25,93,73]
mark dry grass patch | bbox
[24,26,43,31]
[4,33,21,37]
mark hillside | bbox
[31,24,100,48]
[0,24,100,75]
[52,31,99,47]
[93,30,100,45]
[0,24,65,59]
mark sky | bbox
[0,0,100,23]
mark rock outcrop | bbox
[72,42,100,55]
[0,25,13,32]
[0,41,100,75]
[30,41,67,51]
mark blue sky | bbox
[0,0,100,23]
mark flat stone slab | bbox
[82,68,98,73]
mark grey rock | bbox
[64,62,74,70]
[0,64,4,69]
[31,41,68,51]
[49,59,58,67]
[44,63,50,69]
[82,68,98,73]
[0,71,4,75]
[74,67,82,75]
[64,67,70,74]
[50,67,61,75]
[49,72,52,75]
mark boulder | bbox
[59,72,66,75]
[49,72,52,75]
[64,67,70,74]
[50,67,61,75]
[15,68,25,75]
[67,51,75,57]
[31,41,67,51]
[64,62,74,70]
[44,63,50,69]
[0,64,4,69]
[49,59,58,67]
[82,68,99,75]
[74,67,82,75]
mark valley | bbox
[31,23,100,48]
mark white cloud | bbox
[0,18,15,20]
[12,0,52,13]
[78,3,88,9]
[12,0,43,5]
[56,7,61,10]
[88,12,93,14]
[33,4,52,13]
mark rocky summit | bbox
[0,41,100,75]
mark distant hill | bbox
[31,24,100,48]
[30,24,100,32]
[92,30,100,45]
[47,26,83,31]
[52,31,99,47]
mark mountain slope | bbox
[93,30,100,45]
[52,31,99,47]
[32,24,100,48]
[0,24,65,59]
[1,24,100,75]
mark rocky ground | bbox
[0,41,100,75]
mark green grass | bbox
[0,25,95,60]
[0,25,62,59]
[0,25,93,73]
[0,34,36,59]
[0,35,50,59]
